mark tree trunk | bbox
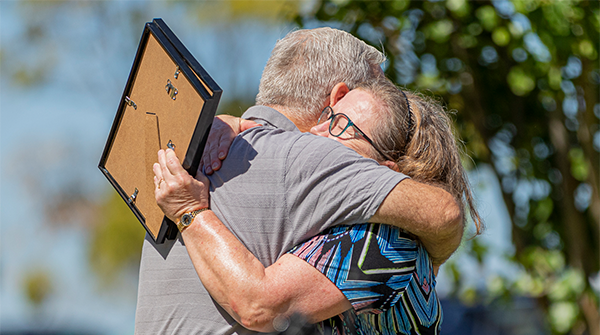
[548,114,587,271]
[580,290,600,335]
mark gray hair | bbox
[256,27,386,126]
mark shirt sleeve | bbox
[288,223,420,314]
[284,133,408,239]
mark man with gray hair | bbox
[135,27,462,334]
[255,27,385,130]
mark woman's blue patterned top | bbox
[289,223,442,335]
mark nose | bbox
[310,121,329,137]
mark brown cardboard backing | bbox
[104,34,206,239]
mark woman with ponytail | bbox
[154,78,481,334]
[363,79,482,238]
[289,78,482,334]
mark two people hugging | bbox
[137,27,482,335]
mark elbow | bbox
[237,313,275,332]
[435,193,463,239]
[419,191,464,266]
[231,297,284,332]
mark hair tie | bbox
[399,89,413,151]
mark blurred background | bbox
[0,1,598,334]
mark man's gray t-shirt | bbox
[134,106,407,334]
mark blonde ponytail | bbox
[359,80,483,235]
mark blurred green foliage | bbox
[5,0,598,333]
[292,0,599,334]
[23,269,53,307]
[89,190,145,285]
[186,0,301,23]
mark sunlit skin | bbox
[153,83,463,331]
[310,88,380,161]
[310,86,398,171]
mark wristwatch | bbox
[176,207,210,232]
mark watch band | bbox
[176,207,210,233]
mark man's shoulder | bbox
[243,128,369,166]
[237,105,366,161]
[235,125,345,154]
[241,105,298,131]
[211,127,308,184]
[232,125,302,154]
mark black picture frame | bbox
[98,18,221,244]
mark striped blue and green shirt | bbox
[289,223,442,335]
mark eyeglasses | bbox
[317,106,395,162]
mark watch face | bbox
[181,214,192,226]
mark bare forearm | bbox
[417,222,463,265]
[154,148,349,329]
[370,179,464,264]
[182,211,350,331]
[182,210,278,331]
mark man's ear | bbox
[382,160,400,172]
[330,82,350,107]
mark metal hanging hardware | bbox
[124,96,137,110]
[165,79,178,100]
[174,66,181,79]
[128,188,139,204]
[167,140,175,150]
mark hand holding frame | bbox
[153,148,210,222]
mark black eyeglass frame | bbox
[318,106,395,162]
